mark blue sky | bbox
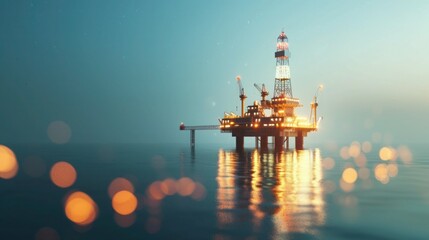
[1,0,428,146]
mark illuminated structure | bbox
[180,31,321,150]
[219,31,321,150]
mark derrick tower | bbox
[274,31,292,98]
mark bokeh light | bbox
[379,147,397,161]
[339,179,355,192]
[160,178,177,196]
[322,157,335,170]
[47,121,72,144]
[191,182,207,201]
[339,147,350,160]
[177,177,196,196]
[354,153,367,168]
[148,181,165,200]
[0,145,19,179]
[23,156,46,178]
[374,163,389,184]
[397,146,412,164]
[387,163,398,177]
[108,177,135,198]
[50,161,77,188]
[65,191,98,226]
[342,168,358,184]
[112,190,138,215]
[147,178,206,202]
[348,142,361,158]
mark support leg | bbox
[295,131,304,150]
[236,135,244,150]
[190,130,195,148]
[286,137,289,150]
[275,136,284,151]
[260,136,268,150]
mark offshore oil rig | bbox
[180,31,322,150]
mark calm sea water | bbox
[1,143,429,240]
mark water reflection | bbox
[217,149,325,237]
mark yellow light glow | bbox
[65,191,98,225]
[322,157,335,170]
[379,147,396,161]
[348,142,361,158]
[342,168,358,184]
[0,145,19,179]
[112,190,138,215]
[50,161,77,188]
[374,164,389,184]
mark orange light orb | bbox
[65,191,98,225]
[177,177,196,196]
[112,190,138,215]
[379,147,395,161]
[0,145,19,179]
[342,168,358,184]
[108,177,134,198]
[50,161,77,188]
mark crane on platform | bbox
[254,83,269,102]
[236,76,247,117]
[310,84,323,127]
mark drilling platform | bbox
[180,31,322,150]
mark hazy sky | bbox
[1,0,429,146]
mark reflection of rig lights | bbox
[216,149,325,235]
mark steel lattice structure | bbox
[273,32,293,98]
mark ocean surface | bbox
[1,143,428,240]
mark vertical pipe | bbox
[190,130,195,148]
[314,102,317,127]
[241,99,245,117]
